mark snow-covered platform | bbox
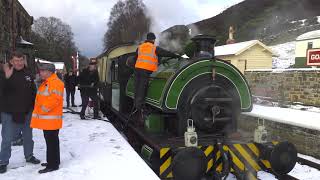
[243,104,320,131]
[239,104,320,179]
[0,112,160,180]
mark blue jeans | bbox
[0,112,34,165]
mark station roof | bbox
[215,40,274,56]
[296,30,320,41]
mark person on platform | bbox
[30,63,64,173]
[78,62,100,119]
[0,51,40,174]
[64,70,77,107]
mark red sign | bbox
[307,49,320,66]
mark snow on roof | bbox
[243,104,320,131]
[54,62,64,70]
[296,30,320,41]
[36,58,64,70]
[20,39,33,45]
[245,67,320,73]
[215,40,273,56]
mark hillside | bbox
[161,0,320,47]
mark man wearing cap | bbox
[64,70,77,107]
[133,32,180,126]
[31,62,64,173]
[78,61,100,119]
[0,51,40,174]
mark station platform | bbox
[0,93,160,180]
[242,104,320,131]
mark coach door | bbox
[111,60,120,111]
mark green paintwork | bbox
[294,57,320,68]
[144,114,165,134]
[126,58,252,111]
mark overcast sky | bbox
[19,0,244,57]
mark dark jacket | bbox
[64,73,77,90]
[79,68,99,95]
[1,68,36,123]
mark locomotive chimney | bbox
[191,35,217,58]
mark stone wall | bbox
[0,0,33,60]
[238,114,320,159]
[244,70,320,106]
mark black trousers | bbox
[134,69,151,110]
[43,130,60,168]
[66,88,75,106]
[80,92,99,117]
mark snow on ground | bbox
[242,105,320,179]
[243,104,320,131]
[0,91,160,180]
[1,90,320,180]
[270,41,296,69]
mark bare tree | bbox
[103,0,151,50]
[32,17,78,65]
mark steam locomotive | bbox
[96,35,297,180]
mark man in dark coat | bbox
[78,62,100,119]
[64,70,77,107]
[0,51,40,174]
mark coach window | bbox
[111,60,119,82]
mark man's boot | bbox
[0,165,7,173]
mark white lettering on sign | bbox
[311,54,320,60]
[307,49,320,66]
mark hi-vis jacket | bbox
[135,42,158,72]
[31,73,64,130]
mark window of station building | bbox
[307,42,313,49]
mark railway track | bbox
[275,156,320,180]
[297,157,320,171]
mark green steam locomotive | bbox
[96,35,297,180]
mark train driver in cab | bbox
[133,32,180,126]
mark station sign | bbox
[307,49,320,66]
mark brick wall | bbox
[244,70,320,106]
[238,114,320,159]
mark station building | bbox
[294,30,320,68]
[215,40,274,73]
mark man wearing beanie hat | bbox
[132,32,180,127]
[30,62,64,173]
[0,51,40,174]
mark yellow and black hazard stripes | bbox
[199,146,214,172]
[159,148,173,178]
[159,146,215,179]
[158,143,273,179]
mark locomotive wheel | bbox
[176,74,240,136]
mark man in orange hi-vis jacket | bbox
[132,32,180,126]
[31,63,64,174]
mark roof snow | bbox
[36,58,65,70]
[215,40,273,56]
[296,30,320,41]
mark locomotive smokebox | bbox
[191,35,216,58]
